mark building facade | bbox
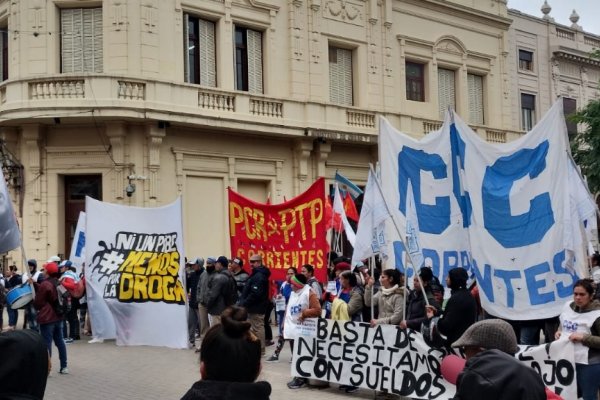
[0,0,596,265]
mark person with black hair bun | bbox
[181,306,271,400]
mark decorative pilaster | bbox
[293,139,313,194]
[147,125,165,201]
[106,123,127,201]
[174,152,184,195]
[22,126,42,238]
[315,141,331,179]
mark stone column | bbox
[146,124,165,204]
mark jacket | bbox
[196,269,214,306]
[187,269,203,308]
[32,278,62,325]
[181,380,271,400]
[454,349,545,400]
[405,287,441,330]
[301,290,322,319]
[239,266,271,314]
[338,286,363,321]
[566,299,600,364]
[437,288,477,346]
[365,285,405,325]
[206,270,232,316]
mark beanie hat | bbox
[194,257,205,268]
[27,259,37,269]
[206,257,216,265]
[216,256,229,267]
[452,319,519,355]
[44,262,59,276]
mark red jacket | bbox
[33,278,62,324]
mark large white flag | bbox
[0,169,20,253]
[351,169,389,266]
[85,197,188,348]
[333,183,356,246]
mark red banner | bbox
[228,178,329,282]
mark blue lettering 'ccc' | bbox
[482,140,554,248]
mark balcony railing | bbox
[0,74,520,144]
[29,80,85,100]
[198,89,235,112]
[584,36,600,48]
[556,28,575,41]
[118,81,145,100]
[250,98,283,118]
[347,110,375,128]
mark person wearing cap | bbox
[426,268,477,347]
[229,258,249,299]
[400,267,441,330]
[448,319,546,400]
[206,256,237,326]
[58,261,80,343]
[30,262,69,375]
[196,257,217,343]
[187,258,204,347]
[239,254,271,355]
[4,265,21,331]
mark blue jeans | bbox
[40,321,68,370]
[576,363,600,400]
[276,310,285,336]
[7,307,18,327]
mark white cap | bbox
[47,255,61,263]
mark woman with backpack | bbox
[29,262,69,374]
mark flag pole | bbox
[368,164,430,306]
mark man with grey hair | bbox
[449,319,546,400]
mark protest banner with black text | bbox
[84,197,187,348]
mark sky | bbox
[508,0,600,35]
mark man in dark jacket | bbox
[186,257,204,347]
[206,256,235,326]
[196,257,216,341]
[30,261,69,374]
[239,254,270,355]
[450,319,546,400]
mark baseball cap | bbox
[216,256,229,267]
[47,255,61,263]
[59,260,73,269]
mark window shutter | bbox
[183,15,190,82]
[468,74,484,125]
[329,47,353,105]
[0,32,4,81]
[438,68,455,118]
[247,29,263,94]
[198,19,216,87]
[62,8,102,73]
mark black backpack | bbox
[52,279,72,316]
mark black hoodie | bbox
[0,330,48,400]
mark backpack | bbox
[52,279,72,316]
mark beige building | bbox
[0,0,594,265]
[508,5,600,134]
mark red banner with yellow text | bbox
[228,178,329,282]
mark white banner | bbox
[292,319,577,399]
[85,197,188,348]
[69,211,86,274]
[380,101,589,319]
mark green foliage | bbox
[570,99,600,193]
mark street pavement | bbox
[42,332,376,400]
